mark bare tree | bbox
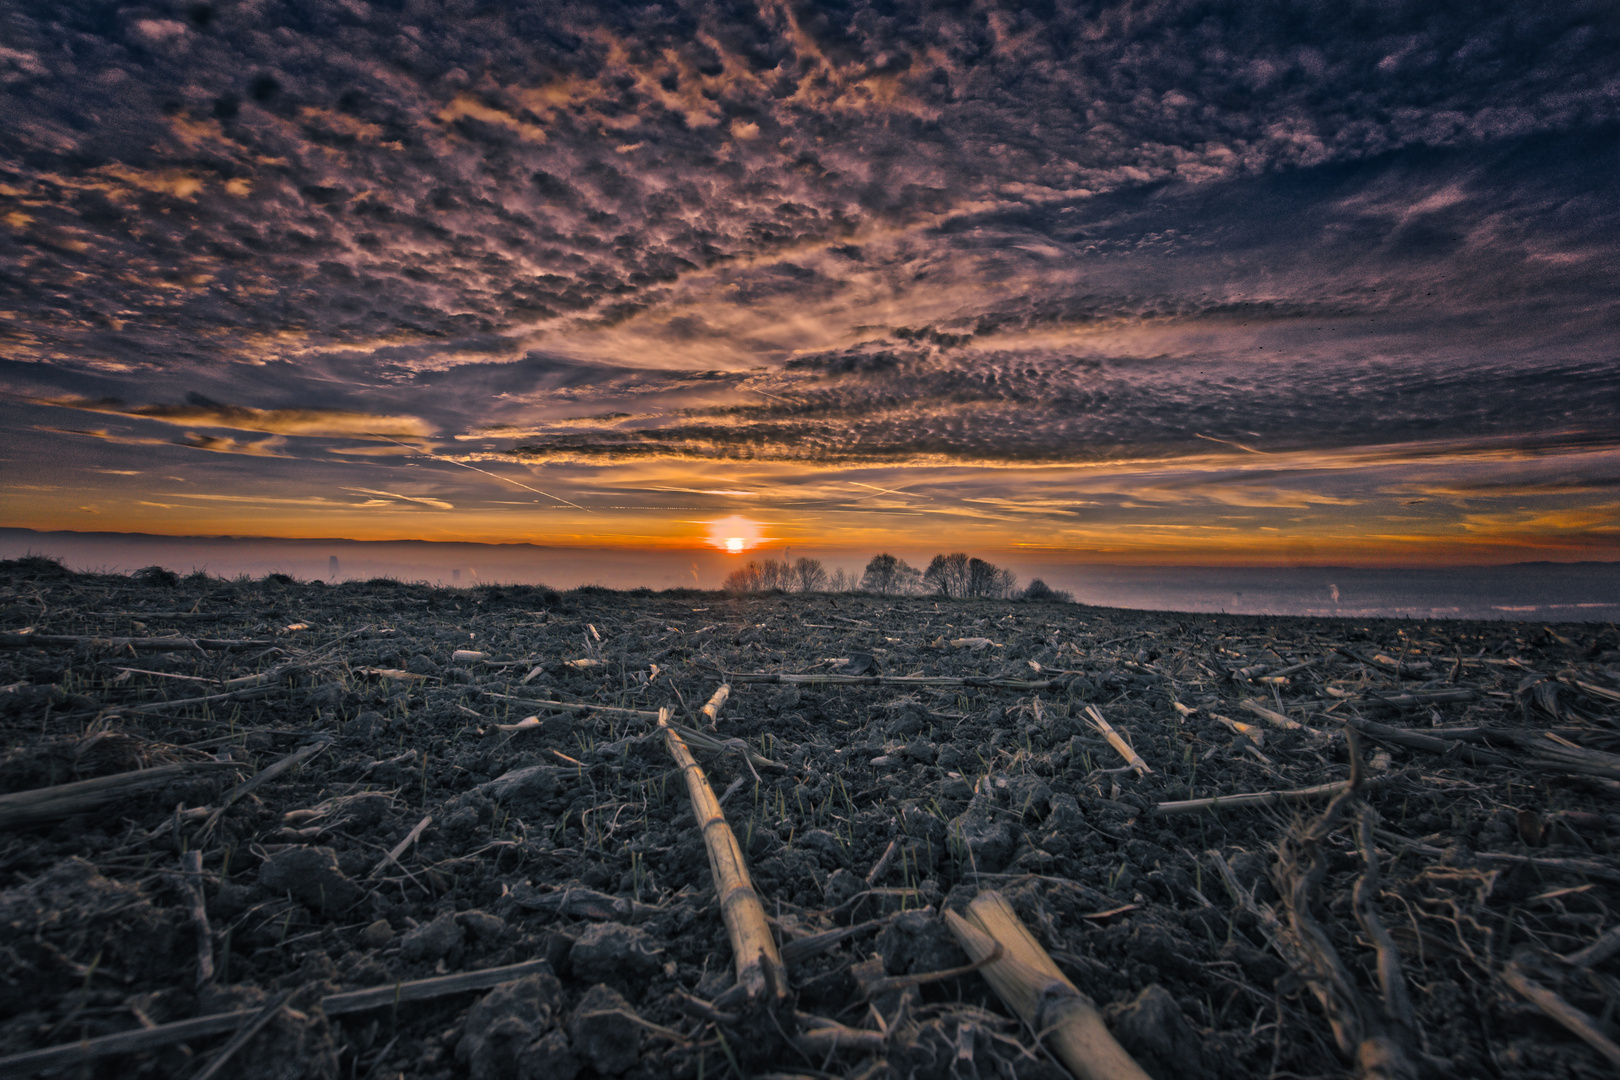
[922,553,1019,598]
[828,567,855,592]
[758,559,790,591]
[967,557,1003,598]
[923,552,972,598]
[723,562,762,592]
[860,553,921,595]
[793,557,828,593]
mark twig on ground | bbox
[1239,698,1307,732]
[368,814,431,879]
[177,849,214,987]
[1564,924,1620,968]
[1084,705,1151,776]
[189,988,294,1080]
[866,838,901,886]
[200,740,328,835]
[793,1014,887,1056]
[1273,731,1420,1080]
[1153,774,1398,816]
[1500,957,1620,1070]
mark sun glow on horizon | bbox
[706,514,762,553]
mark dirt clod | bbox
[567,922,661,982]
[566,983,641,1076]
[258,846,363,912]
[400,910,463,962]
[1107,984,1215,1080]
[457,973,563,1080]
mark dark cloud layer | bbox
[1,1,1616,559]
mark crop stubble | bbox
[1,557,1619,1078]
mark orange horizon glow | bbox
[704,515,764,554]
[3,436,1615,568]
[1,516,1615,568]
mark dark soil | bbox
[2,557,1619,1079]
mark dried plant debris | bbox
[0,555,1619,1077]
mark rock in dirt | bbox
[257,846,363,911]
[567,921,661,981]
[1106,984,1213,1080]
[456,972,563,1080]
[567,983,642,1076]
[400,910,463,962]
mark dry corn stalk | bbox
[1239,698,1306,731]
[0,761,240,830]
[657,706,785,1004]
[1151,777,1400,816]
[725,670,1060,689]
[700,683,731,728]
[944,891,1149,1080]
[1084,705,1151,776]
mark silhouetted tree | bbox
[860,553,921,594]
[924,553,1018,598]
[828,567,855,592]
[967,557,1001,598]
[923,552,971,598]
[723,562,762,592]
[758,559,790,591]
[1023,578,1074,602]
[793,557,828,592]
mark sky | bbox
[1,0,1617,568]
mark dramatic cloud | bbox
[19,393,432,439]
[1,1,1616,563]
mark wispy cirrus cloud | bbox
[21,393,432,439]
[37,425,290,457]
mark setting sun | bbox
[706,515,762,553]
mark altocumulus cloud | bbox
[0,0,1616,555]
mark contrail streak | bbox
[1194,432,1271,455]
[368,434,592,512]
[848,481,931,501]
